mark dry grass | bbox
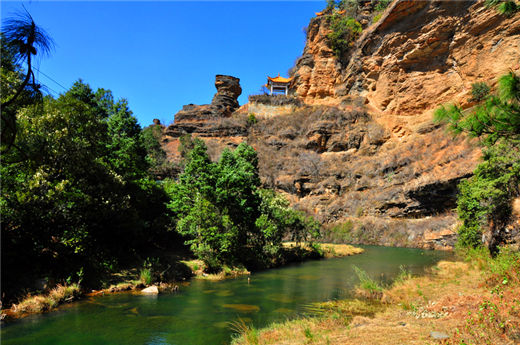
[233,248,520,345]
[11,284,80,315]
[282,242,364,258]
[181,259,250,281]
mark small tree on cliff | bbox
[435,72,520,251]
[327,14,362,59]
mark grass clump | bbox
[230,318,259,345]
[352,265,383,299]
[13,284,80,314]
[139,268,153,286]
[393,265,413,285]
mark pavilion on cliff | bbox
[266,74,293,96]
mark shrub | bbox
[374,0,392,12]
[327,14,362,58]
[247,113,258,126]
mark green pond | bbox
[1,246,452,345]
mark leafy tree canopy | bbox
[166,141,320,270]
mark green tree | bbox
[1,11,54,150]
[435,72,520,145]
[1,77,173,298]
[166,141,321,270]
[434,72,520,251]
[456,141,520,248]
[486,0,519,16]
[142,123,172,177]
[105,99,148,180]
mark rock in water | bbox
[141,286,159,295]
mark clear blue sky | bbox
[1,1,325,126]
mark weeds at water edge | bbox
[352,265,384,300]
[230,318,259,345]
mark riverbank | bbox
[1,243,363,321]
[232,248,520,345]
[183,243,364,281]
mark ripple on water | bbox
[126,307,139,316]
[274,308,293,314]
[297,275,320,280]
[267,294,294,304]
[215,290,234,297]
[222,304,260,313]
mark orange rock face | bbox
[345,1,520,116]
[292,15,343,106]
[294,1,520,116]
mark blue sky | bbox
[1,1,325,126]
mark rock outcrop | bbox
[163,75,247,161]
[292,15,343,105]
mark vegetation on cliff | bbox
[327,13,362,58]
[486,0,519,15]
[435,72,520,250]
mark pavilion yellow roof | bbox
[267,75,293,83]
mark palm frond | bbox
[2,9,54,61]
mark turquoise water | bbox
[1,246,452,345]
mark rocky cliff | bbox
[163,75,247,161]
[161,0,520,249]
